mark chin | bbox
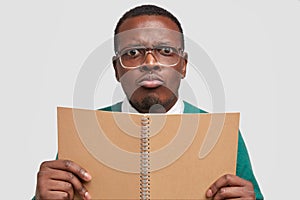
[130,93,177,113]
[129,94,159,112]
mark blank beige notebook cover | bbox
[58,107,239,200]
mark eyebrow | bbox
[119,41,179,51]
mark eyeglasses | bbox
[115,46,183,69]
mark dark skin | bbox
[35,160,92,200]
[35,15,255,200]
[113,15,187,113]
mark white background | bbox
[0,0,299,199]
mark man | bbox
[34,5,263,200]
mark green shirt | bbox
[101,101,264,199]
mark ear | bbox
[180,52,188,79]
[112,56,120,82]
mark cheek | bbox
[163,69,182,90]
[119,70,139,96]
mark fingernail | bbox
[84,191,91,200]
[206,189,212,197]
[84,172,92,180]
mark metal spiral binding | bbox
[140,116,150,200]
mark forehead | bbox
[118,15,180,32]
[116,15,183,49]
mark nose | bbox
[140,51,161,72]
[144,51,158,65]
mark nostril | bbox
[140,65,149,71]
[139,65,160,71]
[153,66,160,71]
[139,65,161,72]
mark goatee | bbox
[130,95,167,113]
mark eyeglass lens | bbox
[119,46,181,68]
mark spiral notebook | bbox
[57,107,239,200]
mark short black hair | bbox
[114,4,183,35]
[114,4,185,51]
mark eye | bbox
[124,48,141,57]
[157,46,176,56]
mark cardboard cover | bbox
[57,107,239,200]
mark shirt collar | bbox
[121,97,184,114]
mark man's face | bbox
[113,15,187,113]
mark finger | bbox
[40,160,92,182]
[206,174,250,198]
[47,179,74,199]
[37,170,74,199]
[39,167,90,200]
[214,186,255,200]
[39,190,70,200]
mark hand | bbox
[206,174,255,200]
[35,160,92,200]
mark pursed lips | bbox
[136,74,164,88]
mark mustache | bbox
[136,72,164,84]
